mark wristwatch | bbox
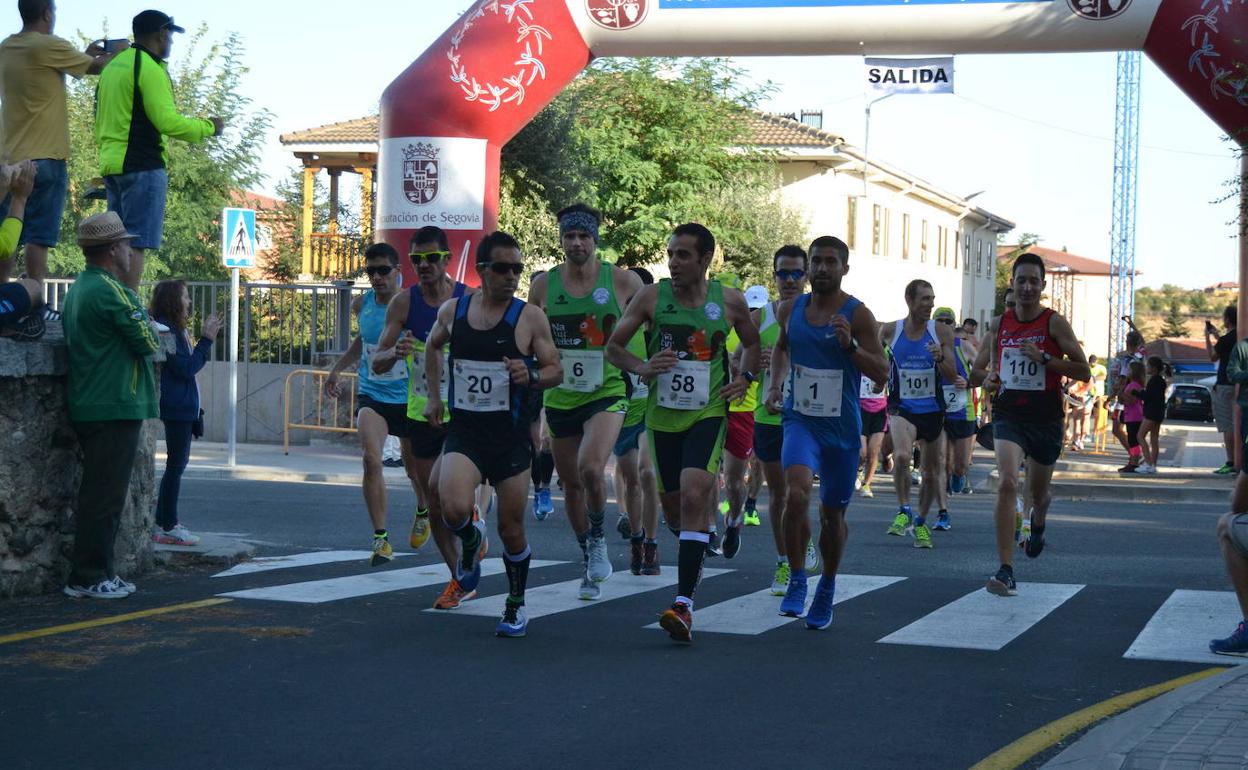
[527,364,540,386]
[741,370,757,384]
[843,338,859,355]
[1041,352,1053,366]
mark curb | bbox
[179,467,413,487]
[153,535,256,568]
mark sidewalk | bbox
[166,439,410,486]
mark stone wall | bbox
[0,325,162,598]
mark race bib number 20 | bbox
[452,360,510,412]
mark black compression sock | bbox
[539,451,555,487]
[677,537,707,599]
[504,547,531,605]
[374,529,387,538]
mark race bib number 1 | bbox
[899,368,935,401]
[793,366,841,418]
[657,359,711,410]
[364,342,406,383]
[452,360,510,412]
[1001,348,1045,391]
[558,349,604,393]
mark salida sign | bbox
[865,57,954,95]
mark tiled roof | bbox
[997,244,1115,276]
[280,115,379,145]
[1147,338,1207,362]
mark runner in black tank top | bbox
[422,232,563,638]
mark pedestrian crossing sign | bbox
[221,207,257,269]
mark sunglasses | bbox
[409,250,450,264]
[364,265,394,277]
[936,318,954,325]
[775,269,806,282]
[480,261,524,276]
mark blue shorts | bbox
[105,168,169,250]
[780,419,859,509]
[613,419,645,457]
[0,159,68,246]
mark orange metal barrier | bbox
[283,369,358,454]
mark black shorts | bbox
[993,417,1063,466]
[356,395,409,439]
[527,389,544,425]
[650,417,726,494]
[444,430,533,485]
[891,408,945,443]
[753,422,783,464]
[407,419,448,459]
[0,281,31,326]
[1125,420,1142,449]
[944,418,976,441]
[1143,406,1166,423]
[545,395,627,439]
[860,409,888,437]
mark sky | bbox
[56,2,1242,290]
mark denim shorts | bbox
[0,159,68,246]
[105,168,168,250]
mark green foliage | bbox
[50,26,271,280]
[1187,291,1210,313]
[1160,298,1189,338]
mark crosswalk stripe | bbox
[212,550,412,578]
[878,582,1085,651]
[218,558,565,604]
[438,568,732,619]
[653,574,906,635]
[1124,589,1248,665]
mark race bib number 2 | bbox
[1001,348,1045,391]
[452,360,510,412]
[943,385,968,414]
[657,359,711,410]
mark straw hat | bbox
[77,212,137,247]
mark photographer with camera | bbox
[1207,305,1239,474]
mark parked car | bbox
[1166,383,1213,422]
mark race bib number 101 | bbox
[899,368,935,401]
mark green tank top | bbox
[754,301,783,426]
[543,261,627,410]
[405,339,451,423]
[622,330,649,427]
[646,279,731,432]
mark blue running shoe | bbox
[1210,620,1248,657]
[535,488,553,521]
[805,576,836,630]
[496,603,528,638]
[456,519,487,594]
[934,510,952,531]
[950,474,966,494]
[779,574,808,617]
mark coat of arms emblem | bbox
[403,142,440,205]
[586,0,647,31]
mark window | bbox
[847,196,858,250]
[921,220,928,262]
[976,238,984,275]
[883,209,891,257]
[936,226,946,266]
[872,205,882,255]
[954,232,961,270]
[962,234,970,273]
[902,214,911,260]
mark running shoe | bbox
[986,567,1018,597]
[934,511,951,531]
[910,469,921,486]
[1214,463,1236,476]
[805,538,821,575]
[913,523,933,549]
[1134,462,1157,475]
[886,508,912,537]
[617,513,632,540]
[152,524,201,546]
[1117,463,1139,474]
[534,488,554,521]
[63,580,129,600]
[961,485,973,496]
[722,525,742,559]
[496,603,528,638]
[743,511,761,527]
[370,537,394,567]
[770,561,791,596]
[586,533,612,582]
[382,457,403,468]
[433,579,476,609]
[705,531,723,557]
[641,542,660,575]
[659,601,693,643]
[630,540,644,575]
[949,474,966,494]
[109,576,137,595]
[410,510,431,550]
[860,483,874,499]
[718,500,730,516]
[456,520,487,593]
[855,472,863,490]
[1018,519,1032,551]
[1209,621,1248,657]
[779,575,808,617]
[1025,524,1046,558]
[578,574,602,601]
[805,576,836,630]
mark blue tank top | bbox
[782,293,862,450]
[406,281,467,341]
[357,289,408,404]
[889,318,941,415]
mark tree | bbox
[1187,290,1210,313]
[1160,298,1189,338]
[50,26,271,281]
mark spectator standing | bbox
[1135,356,1171,475]
[0,0,118,282]
[1087,354,1107,445]
[1110,330,1146,457]
[95,10,221,288]
[149,279,220,547]
[0,161,45,337]
[1207,305,1238,474]
[61,211,159,599]
[1118,361,1146,473]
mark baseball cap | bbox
[133,10,186,35]
[934,306,956,321]
[744,285,769,309]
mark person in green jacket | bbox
[94,10,222,288]
[61,211,160,600]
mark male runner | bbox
[880,280,958,548]
[324,243,423,566]
[719,274,761,559]
[372,225,477,608]
[528,204,643,600]
[969,252,1089,596]
[767,236,888,627]
[607,223,760,643]
[423,231,562,637]
[935,306,975,530]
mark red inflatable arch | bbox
[378,0,1247,287]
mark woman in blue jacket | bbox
[149,280,221,546]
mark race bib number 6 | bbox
[452,360,510,412]
[657,359,711,410]
[558,349,604,393]
[1001,348,1045,391]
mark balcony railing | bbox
[307,232,367,279]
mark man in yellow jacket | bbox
[95,10,222,288]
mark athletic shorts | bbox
[725,410,754,459]
[1125,420,1142,449]
[1231,512,1248,559]
[527,389,544,425]
[860,408,888,437]
[356,395,409,439]
[407,419,448,459]
[944,418,976,441]
[753,422,783,464]
[0,281,32,326]
[650,417,726,494]
[444,430,533,486]
[613,420,646,458]
[891,408,945,444]
[993,417,1063,467]
[780,419,858,509]
[545,396,627,439]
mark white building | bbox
[997,244,1117,361]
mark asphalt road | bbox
[1,475,1242,770]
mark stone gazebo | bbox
[279,116,380,279]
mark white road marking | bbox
[1125,589,1248,665]
[878,582,1084,651]
[212,551,412,578]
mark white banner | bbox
[864,57,954,95]
[377,136,487,231]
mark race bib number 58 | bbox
[657,359,711,410]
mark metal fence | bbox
[43,278,368,364]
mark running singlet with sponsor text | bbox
[358,289,408,404]
[543,261,627,410]
[446,294,532,446]
[406,281,467,422]
[646,278,731,433]
[889,319,941,415]
[783,293,862,449]
[993,307,1063,422]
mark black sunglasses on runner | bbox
[409,250,450,263]
[481,261,524,276]
[936,317,954,325]
[775,268,806,281]
[364,265,394,277]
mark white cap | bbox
[744,285,769,309]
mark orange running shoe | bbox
[659,601,693,643]
[433,578,477,610]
